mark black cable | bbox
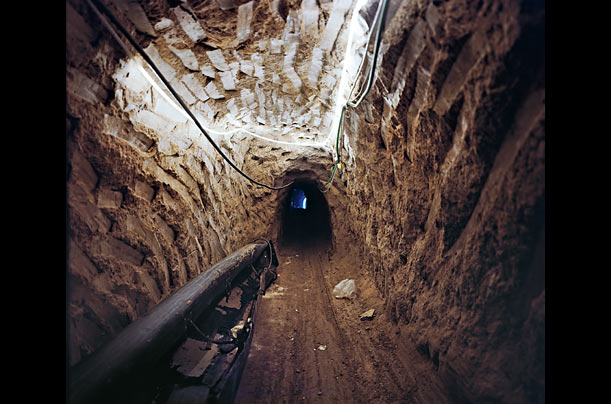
[88,0,294,191]
[185,318,236,346]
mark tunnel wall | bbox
[65,0,337,366]
[329,0,545,402]
[67,0,266,366]
[66,110,278,366]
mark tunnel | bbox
[66,0,545,403]
[278,180,332,250]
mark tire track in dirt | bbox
[235,243,412,403]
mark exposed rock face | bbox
[66,0,544,403]
[329,0,545,402]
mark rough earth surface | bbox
[66,0,545,403]
[236,239,456,403]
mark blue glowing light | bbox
[290,188,307,210]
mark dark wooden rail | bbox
[68,240,271,404]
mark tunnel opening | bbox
[278,180,332,251]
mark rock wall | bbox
[66,0,544,402]
[66,0,341,366]
[332,0,545,402]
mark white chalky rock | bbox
[131,109,172,135]
[205,81,224,99]
[144,44,177,82]
[181,73,209,102]
[241,112,253,124]
[310,102,321,119]
[270,38,283,54]
[267,109,278,126]
[240,89,257,110]
[333,279,356,299]
[251,53,265,80]
[154,18,174,32]
[307,47,324,88]
[236,1,253,45]
[162,28,182,46]
[321,73,337,99]
[257,39,268,52]
[300,0,319,36]
[200,64,215,79]
[323,74,337,91]
[168,45,199,71]
[102,113,121,137]
[282,40,302,94]
[239,60,253,76]
[151,95,188,124]
[219,71,237,91]
[282,75,301,94]
[269,0,280,14]
[271,89,278,106]
[265,109,275,126]
[226,98,239,116]
[254,82,266,121]
[195,101,215,120]
[318,0,351,52]
[172,6,207,43]
[283,10,300,40]
[323,111,334,127]
[113,58,150,94]
[228,61,240,80]
[226,114,242,127]
[170,78,197,105]
[277,97,284,115]
[281,98,292,122]
[206,49,230,71]
[300,111,311,125]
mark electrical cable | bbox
[87,0,294,191]
[348,0,388,109]
[320,0,388,191]
[321,105,345,191]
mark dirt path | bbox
[235,242,420,403]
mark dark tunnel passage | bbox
[278,180,332,250]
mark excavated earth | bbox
[66,0,545,403]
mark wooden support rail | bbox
[68,240,270,404]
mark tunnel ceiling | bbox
[84,0,374,178]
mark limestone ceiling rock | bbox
[108,0,374,170]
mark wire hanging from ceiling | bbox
[86,0,295,191]
[320,0,389,191]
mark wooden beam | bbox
[68,241,269,404]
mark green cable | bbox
[321,0,388,190]
[321,105,346,190]
[348,0,388,108]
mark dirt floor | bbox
[234,238,424,403]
